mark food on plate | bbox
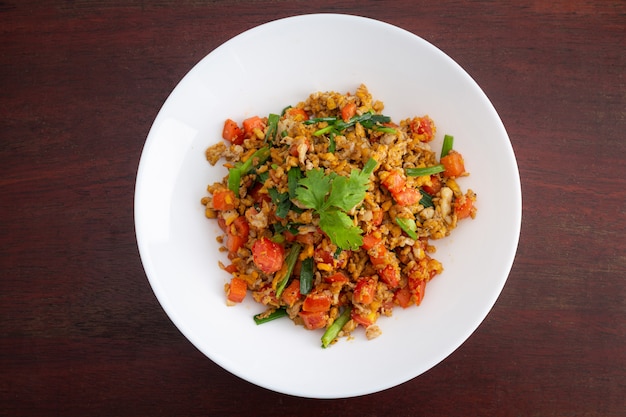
[201,84,476,347]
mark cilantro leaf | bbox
[295,158,377,250]
[319,210,363,251]
[295,168,331,210]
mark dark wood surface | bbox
[2,1,624,416]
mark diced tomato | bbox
[454,194,474,219]
[281,279,301,307]
[368,244,388,267]
[223,264,238,274]
[222,119,244,145]
[285,107,309,121]
[341,102,357,122]
[371,209,384,226]
[421,175,442,195]
[393,287,413,308]
[353,277,377,305]
[249,183,271,204]
[361,233,382,250]
[302,290,332,312]
[392,188,422,206]
[381,170,406,195]
[351,310,376,327]
[289,137,310,157]
[408,277,427,306]
[409,116,435,142]
[242,116,266,138]
[294,232,316,245]
[212,189,236,211]
[225,216,249,253]
[226,277,247,303]
[299,310,328,330]
[440,150,466,178]
[379,264,400,288]
[252,237,285,274]
[324,272,349,284]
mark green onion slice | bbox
[406,164,445,177]
[322,307,352,348]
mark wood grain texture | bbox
[1,1,624,416]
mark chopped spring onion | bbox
[322,307,352,348]
[394,217,418,240]
[299,257,314,295]
[228,147,270,197]
[419,190,434,208]
[441,134,454,158]
[406,164,445,177]
[265,113,280,144]
[254,308,288,325]
[274,243,302,299]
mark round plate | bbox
[135,14,521,398]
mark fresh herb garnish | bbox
[299,257,314,295]
[441,134,454,158]
[406,164,445,177]
[306,112,396,136]
[253,308,288,325]
[394,217,418,240]
[295,158,377,250]
[321,306,352,348]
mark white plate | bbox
[135,14,521,398]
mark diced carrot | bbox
[242,116,266,138]
[281,279,301,307]
[299,310,328,330]
[302,290,332,312]
[440,150,466,178]
[341,102,357,122]
[212,189,236,211]
[222,119,244,145]
[353,277,377,305]
[227,277,247,303]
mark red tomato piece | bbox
[341,102,357,122]
[409,116,435,142]
[281,279,301,307]
[285,107,309,121]
[227,277,247,303]
[393,287,413,308]
[353,277,377,305]
[351,310,376,327]
[225,216,249,254]
[421,175,442,196]
[454,194,474,219]
[324,272,349,284]
[361,233,382,250]
[242,116,266,138]
[408,277,427,306]
[381,170,406,195]
[379,264,400,288]
[302,290,332,312]
[299,310,328,330]
[222,119,244,145]
[392,188,422,206]
[252,237,285,274]
[212,189,236,211]
[440,150,466,178]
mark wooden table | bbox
[2,1,624,415]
